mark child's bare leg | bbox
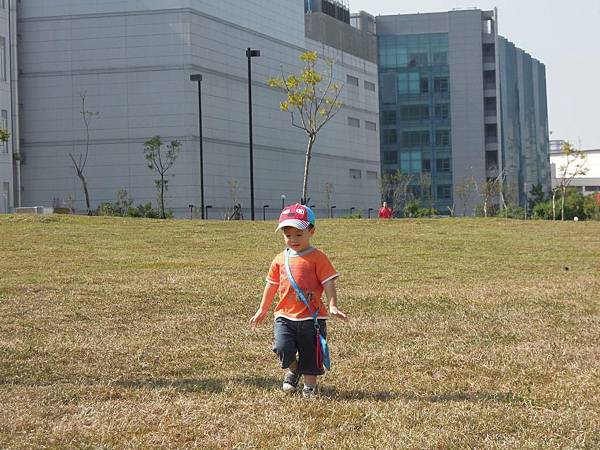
[304,375,317,386]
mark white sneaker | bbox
[282,370,299,393]
[302,385,317,398]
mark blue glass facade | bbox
[378,33,453,210]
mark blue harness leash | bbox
[284,248,330,370]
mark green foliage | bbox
[96,189,169,219]
[532,188,598,220]
[0,127,10,142]
[143,136,181,219]
[268,51,344,203]
[583,193,600,220]
[532,201,553,220]
[404,200,436,218]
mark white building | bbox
[14,0,380,217]
[550,142,600,195]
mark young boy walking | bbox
[249,204,348,397]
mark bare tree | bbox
[69,92,98,213]
[324,182,334,213]
[476,176,502,218]
[419,172,433,215]
[380,170,413,217]
[268,51,343,204]
[455,176,477,216]
[556,141,588,221]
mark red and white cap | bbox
[275,203,316,231]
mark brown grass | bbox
[0,214,599,448]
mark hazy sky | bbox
[348,0,600,149]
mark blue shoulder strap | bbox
[284,249,320,324]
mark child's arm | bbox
[249,283,278,329]
[323,279,348,321]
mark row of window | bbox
[382,104,449,124]
[383,152,451,172]
[349,169,378,180]
[346,74,376,92]
[382,129,451,146]
[348,116,377,131]
[397,73,449,95]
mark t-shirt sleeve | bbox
[266,257,280,285]
[316,253,339,285]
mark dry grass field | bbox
[0,214,599,449]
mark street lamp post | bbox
[330,205,336,218]
[350,207,355,216]
[190,74,205,219]
[246,48,260,221]
[263,205,269,221]
[205,205,212,219]
[281,194,286,210]
[188,204,194,220]
[368,207,373,219]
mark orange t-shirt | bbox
[266,247,339,321]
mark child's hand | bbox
[329,306,348,322]
[249,309,268,330]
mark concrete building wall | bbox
[0,0,17,213]
[18,1,379,217]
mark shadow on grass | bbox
[115,378,225,393]
[113,377,530,405]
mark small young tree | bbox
[143,136,181,219]
[268,51,343,204]
[476,175,502,218]
[419,172,433,215]
[556,141,588,221]
[455,176,477,216]
[69,92,98,213]
[324,182,334,213]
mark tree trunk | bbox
[560,186,566,221]
[483,198,488,218]
[81,175,90,212]
[160,175,166,219]
[552,191,556,220]
[301,134,316,205]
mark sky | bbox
[348,0,600,149]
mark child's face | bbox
[282,226,314,252]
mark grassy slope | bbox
[0,215,599,449]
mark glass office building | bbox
[377,9,550,215]
[379,33,452,210]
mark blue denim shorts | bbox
[272,316,327,376]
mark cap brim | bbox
[275,219,311,231]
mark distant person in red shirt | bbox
[378,201,393,219]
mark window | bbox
[408,53,427,67]
[484,97,497,116]
[383,129,397,145]
[483,70,496,89]
[437,184,452,199]
[348,117,360,128]
[0,37,5,82]
[402,131,429,147]
[434,103,449,120]
[0,110,6,153]
[349,169,362,179]
[347,74,359,86]
[365,120,377,131]
[436,158,451,172]
[400,104,429,121]
[383,151,397,164]
[364,80,376,92]
[420,76,429,93]
[435,130,450,146]
[585,186,600,192]
[485,123,497,143]
[482,43,495,63]
[367,171,378,180]
[400,151,421,173]
[433,51,447,65]
[422,159,431,172]
[398,72,420,94]
[434,77,449,93]
[0,1,5,9]
[382,110,396,126]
